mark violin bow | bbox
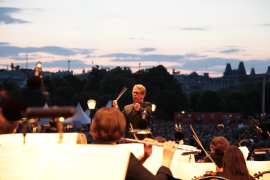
[190,125,219,169]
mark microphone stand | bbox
[40,75,51,106]
[247,129,262,160]
[234,123,255,146]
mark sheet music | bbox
[175,162,216,180]
[246,161,270,180]
[0,144,130,180]
[0,146,47,180]
[0,133,78,146]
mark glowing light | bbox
[87,100,96,109]
[152,104,156,112]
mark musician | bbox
[91,107,178,180]
[0,108,18,134]
[202,136,229,168]
[113,84,152,140]
[222,146,255,180]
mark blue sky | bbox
[0,0,270,77]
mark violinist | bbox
[222,146,255,180]
[200,136,229,168]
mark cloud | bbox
[0,42,10,46]
[129,38,145,40]
[100,53,185,62]
[71,48,96,54]
[0,7,30,24]
[220,49,241,54]
[171,26,206,31]
[185,53,207,58]
[139,48,156,53]
[0,45,96,57]
[100,53,207,63]
[180,27,206,31]
[258,24,270,26]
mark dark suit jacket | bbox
[123,101,152,139]
[93,140,177,180]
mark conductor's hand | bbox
[134,103,140,111]
[161,141,177,168]
[112,100,119,109]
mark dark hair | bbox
[222,146,253,180]
[0,108,18,134]
[91,107,126,141]
[210,136,229,155]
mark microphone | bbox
[248,116,265,129]
[2,97,27,121]
[27,75,41,90]
[21,107,76,118]
[248,116,260,125]
[137,110,148,129]
[175,123,185,140]
[253,125,269,139]
[2,97,75,121]
[254,125,263,133]
[261,131,270,139]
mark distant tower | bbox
[237,62,246,76]
[26,54,28,69]
[68,60,70,72]
[267,66,270,76]
[250,68,255,76]
[223,63,232,77]
[139,63,141,70]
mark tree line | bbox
[0,65,269,120]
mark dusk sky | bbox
[1,0,270,77]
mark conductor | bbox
[113,84,152,139]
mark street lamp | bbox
[151,104,156,134]
[87,99,96,123]
[152,104,156,112]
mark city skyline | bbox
[1,0,270,77]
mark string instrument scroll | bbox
[254,169,270,179]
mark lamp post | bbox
[152,104,156,112]
[87,99,96,124]
[151,104,156,133]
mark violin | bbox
[197,156,207,162]
[254,148,270,152]
[191,168,223,180]
[254,169,270,179]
